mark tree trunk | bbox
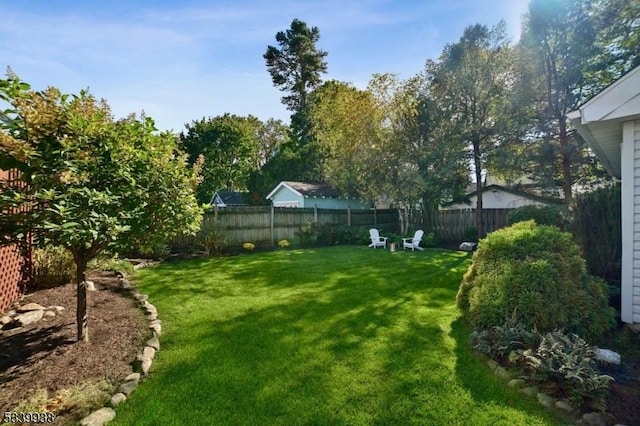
[558,118,573,206]
[73,252,89,342]
[421,194,433,234]
[473,140,484,239]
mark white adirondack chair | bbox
[368,228,388,249]
[402,230,424,251]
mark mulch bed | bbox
[0,271,149,424]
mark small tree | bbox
[0,74,202,342]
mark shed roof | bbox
[211,190,248,206]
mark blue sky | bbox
[1,0,529,133]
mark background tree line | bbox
[168,0,638,235]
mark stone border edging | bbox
[484,358,625,426]
[80,262,161,426]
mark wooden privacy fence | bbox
[171,206,512,250]
[171,206,399,249]
[426,209,511,241]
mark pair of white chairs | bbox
[368,228,424,251]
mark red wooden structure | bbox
[0,169,32,312]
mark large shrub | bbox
[457,220,615,341]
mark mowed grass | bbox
[113,246,560,425]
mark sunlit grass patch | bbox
[113,246,560,425]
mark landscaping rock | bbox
[117,380,138,396]
[595,348,621,365]
[85,281,96,291]
[146,312,158,321]
[48,305,65,312]
[149,322,162,336]
[143,346,156,360]
[43,310,56,318]
[120,278,133,290]
[486,359,499,371]
[80,407,115,426]
[520,386,538,397]
[140,357,152,375]
[494,366,510,379]
[2,327,24,337]
[146,336,160,351]
[109,393,127,407]
[554,399,575,413]
[507,378,526,389]
[459,242,477,252]
[134,293,148,302]
[580,412,608,426]
[0,315,12,325]
[14,309,44,326]
[536,392,554,409]
[143,301,157,316]
[17,302,46,312]
[124,372,141,383]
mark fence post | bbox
[214,204,219,223]
[314,204,318,223]
[347,207,351,226]
[270,204,275,245]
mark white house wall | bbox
[622,120,640,323]
[636,120,640,323]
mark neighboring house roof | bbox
[567,65,640,178]
[211,190,248,207]
[266,181,344,200]
[442,184,563,208]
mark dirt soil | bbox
[0,271,149,425]
[0,268,639,425]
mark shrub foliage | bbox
[507,205,566,228]
[457,221,615,340]
[523,331,613,411]
[33,246,75,288]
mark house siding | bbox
[309,197,370,210]
[270,188,303,207]
[269,185,370,209]
[445,190,552,210]
[632,120,640,323]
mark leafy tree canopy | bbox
[0,73,202,341]
[179,114,263,203]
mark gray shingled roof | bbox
[283,181,341,198]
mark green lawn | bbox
[113,246,560,425]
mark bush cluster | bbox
[470,322,540,363]
[295,222,369,246]
[196,221,228,255]
[471,325,613,412]
[507,205,566,228]
[457,220,615,341]
[523,331,613,412]
[33,246,75,288]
